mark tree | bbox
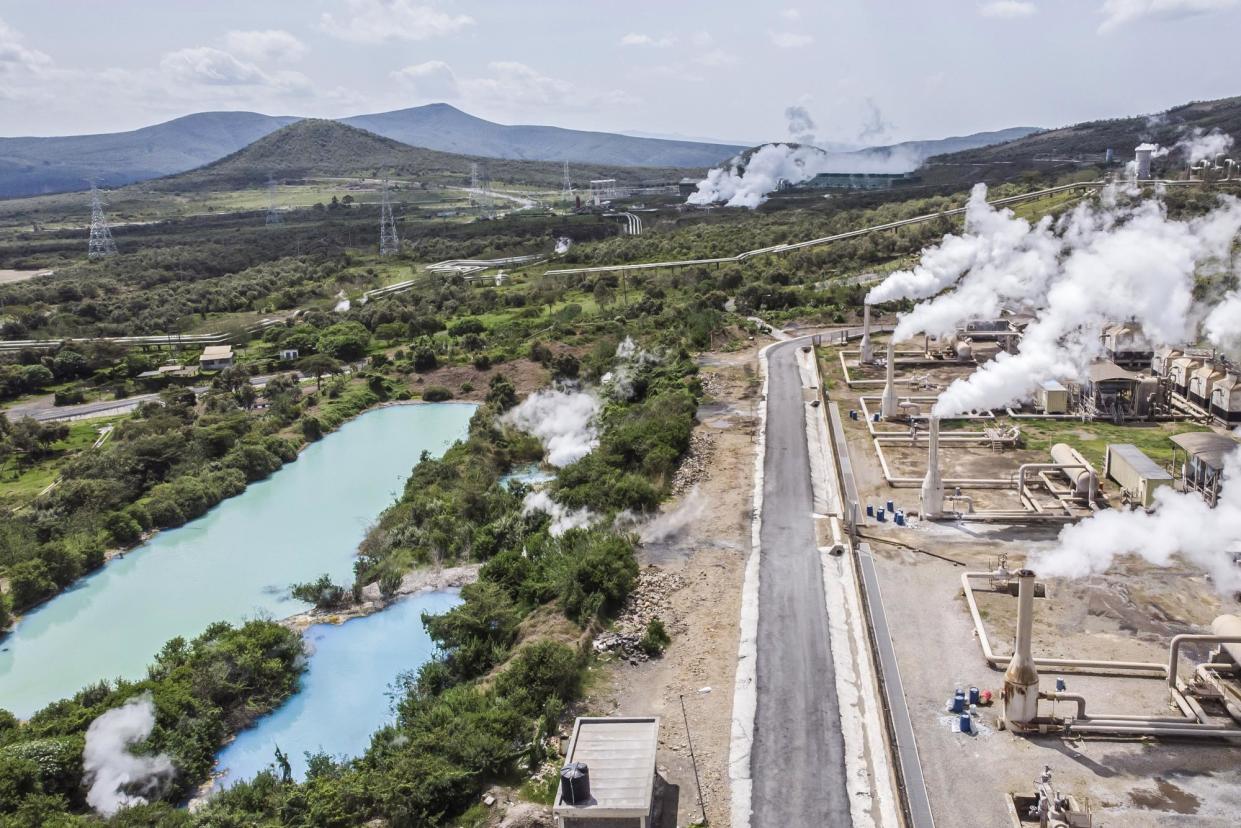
[485,375,517,412]
[51,350,88,380]
[296,354,343,392]
[317,322,371,361]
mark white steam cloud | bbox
[933,196,1241,415]
[1178,127,1236,165]
[503,388,600,467]
[1205,291,1241,354]
[83,695,175,817]
[1031,443,1241,594]
[522,490,597,536]
[785,105,817,146]
[603,336,660,401]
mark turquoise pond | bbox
[214,589,462,786]
[0,403,476,719]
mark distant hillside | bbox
[922,96,1241,185]
[806,127,1042,173]
[0,112,298,198]
[342,103,743,168]
[150,119,696,191]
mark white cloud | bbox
[620,32,676,47]
[696,48,737,67]
[461,61,572,107]
[160,47,268,86]
[320,0,474,43]
[390,59,460,99]
[690,31,716,47]
[769,31,814,48]
[979,1,1038,18]
[780,8,802,20]
[1099,0,1238,31]
[0,17,51,75]
[224,30,307,62]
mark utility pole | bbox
[561,160,573,202]
[87,184,118,259]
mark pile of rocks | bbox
[593,566,687,664]
[671,430,716,495]
[699,371,725,399]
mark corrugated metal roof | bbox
[1171,432,1240,470]
[554,717,659,817]
[1108,443,1171,480]
[200,345,233,359]
[1086,361,1141,383]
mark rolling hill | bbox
[149,119,697,192]
[922,96,1241,185]
[0,112,299,198]
[341,103,744,168]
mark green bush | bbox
[422,386,453,402]
[639,617,671,656]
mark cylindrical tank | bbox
[1135,143,1156,179]
[1050,443,1097,500]
[1003,569,1040,730]
[559,762,591,804]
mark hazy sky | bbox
[2,0,1240,144]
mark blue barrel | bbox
[968,687,980,705]
[850,409,858,420]
[894,512,905,527]
[866,504,874,517]
[876,510,886,523]
[951,690,965,713]
[959,713,972,734]
[872,413,880,422]
[885,499,894,513]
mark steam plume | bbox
[503,388,600,467]
[785,105,817,146]
[1031,443,1241,594]
[1205,291,1241,354]
[83,695,175,816]
[522,490,596,536]
[932,196,1241,415]
[1177,127,1235,165]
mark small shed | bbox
[199,344,234,371]
[1188,362,1227,408]
[279,348,300,362]
[1171,432,1240,507]
[1036,380,1069,414]
[553,717,660,828]
[1210,373,1241,424]
[1104,443,1172,508]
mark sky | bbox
[1,0,1240,145]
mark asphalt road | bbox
[751,339,852,828]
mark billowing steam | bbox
[522,490,597,536]
[603,336,661,401]
[1177,127,1235,165]
[785,105,818,146]
[1205,291,1241,354]
[637,485,706,544]
[83,695,175,817]
[555,236,572,254]
[1031,443,1241,594]
[503,388,600,467]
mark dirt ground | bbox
[824,334,1241,826]
[585,343,762,827]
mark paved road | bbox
[751,339,851,827]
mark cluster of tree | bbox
[0,620,303,824]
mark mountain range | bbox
[0,103,1046,199]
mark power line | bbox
[379,179,400,256]
[87,183,118,260]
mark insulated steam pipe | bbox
[1167,634,1241,689]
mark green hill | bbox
[922,95,1241,186]
[151,119,696,191]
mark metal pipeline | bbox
[961,572,1167,674]
[1167,634,1241,689]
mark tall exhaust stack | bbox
[920,416,944,518]
[880,339,898,420]
[860,303,874,364]
[1003,569,1040,731]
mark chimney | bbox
[1003,569,1040,730]
[920,416,944,518]
[880,339,898,420]
[860,303,874,364]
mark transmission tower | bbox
[561,161,573,201]
[87,184,118,260]
[379,179,400,256]
[265,176,282,225]
[479,163,493,218]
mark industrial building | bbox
[1101,322,1153,371]
[1079,361,1158,421]
[553,717,660,828]
[678,177,698,197]
[1171,432,1239,507]
[789,171,921,191]
[1104,443,1172,508]
[1210,372,1241,423]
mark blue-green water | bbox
[214,589,461,787]
[0,403,475,719]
